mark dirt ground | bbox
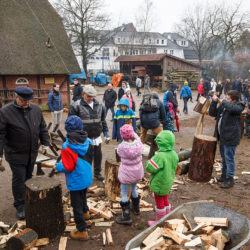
[0,87,249,249]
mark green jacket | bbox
[146,130,179,196]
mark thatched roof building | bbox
[0,0,80,104]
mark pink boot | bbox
[148,208,166,227]
[165,204,172,215]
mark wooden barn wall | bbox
[164,57,199,72]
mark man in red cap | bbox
[0,86,49,219]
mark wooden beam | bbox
[36,75,42,104]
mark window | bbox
[103,48,109,56]
[113,49,116,56]
[117,37,121,43]
[157,40,159,44]
[161,40,164,44]
[122,38,126,43]
[164,50,168,53]
[149,39,152,44]
[170,50,174,55]
[133,50,138,55]
[181,41,186,46]
[16,78,29,84]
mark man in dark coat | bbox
[68,85,110,181]
[72,78,83,102]
[209,90,244,188]
[232,77,242,100]
[224,78,232,95]
[103,84,117,120]
[203,78,211,97]
[0,87,50,219]
[139,92,166,144]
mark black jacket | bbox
[140,94,166,129]
[203,80,211,94]
[68,99,108,138]
[118,88,125,100]
[103,89,117,108]
[224,81,231,94]
[232,80,242,93]
[0,102,49,164]
[215,84,223,95]
[72,83,83,102]
[209,100,244,146]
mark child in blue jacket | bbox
[55,115,93,240]
[180,81,192,114]
[112,98,136,142]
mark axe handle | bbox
[41,163,54,168]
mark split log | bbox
[106,228,113,246]
[142,227,163,246]
[102,232,106,246]
[177,160,190,175]
[189,135,217,182]
[6,228,38,250]
[193,96,211,114]
[194,217,228,227]
[58,236,67,250]
[25,177,65,239]
[104,159,121,201]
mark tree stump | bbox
[104,159,120,201]
[25,176,65,239]
[188,134,217,182]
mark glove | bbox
[0,158,5,172]
[41,145,49,155]
[103,131,110,144]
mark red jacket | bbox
[197,83,204,94]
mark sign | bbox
[45,77,55,84]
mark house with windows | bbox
[87,23,198,73]
[0,0,80,105]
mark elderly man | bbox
[68,85,110,181]
[103,83,117,120]
[0,86,49,219]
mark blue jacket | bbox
[180,86,192,99]
[112,98,136,140]
[56,131,93,191]
[48,91,63,111]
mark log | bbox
[102,232,106,246]
[58,236,67,250]
[193,96,211,114]
[177,148,192,162]
[194,217,228,227]
[142,227,163,246]
[177,160,190,175]
[189,135,217,182]
[6,228,38,250]
[106,228,113,246]
[25,177,65,239]
[104,159,121,201]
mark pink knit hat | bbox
[120,124,135,140]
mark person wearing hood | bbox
[112,98,136,142]
[163,84,179,113]
[55,116,93,240]
[116,125,144,225]
[146,130,178,226]
[140,92,166,144]
[47,83,63,131]
[209,90,245,188]
[180,81,192,114]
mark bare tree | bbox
[175,4,211,64]
[53,0,111,72]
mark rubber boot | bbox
[165,204,172,215]
[148,208,166,227]
[70,229,88,240]
[131,195,140,215]
[116,201,132,225]
[220,177,234,188]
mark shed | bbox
[115,53,201,90]
[0,0,81,105]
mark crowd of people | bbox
[0,75,249,240]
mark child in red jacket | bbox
[196,79,205,101]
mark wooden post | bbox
[104,159,120,201]
[188,134,217,182]
[36,75,42,105]
[25,176,65,239]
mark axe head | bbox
[36,162,45,176]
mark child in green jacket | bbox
[146,130,179,226]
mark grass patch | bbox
[208,196,216,201]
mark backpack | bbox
[140,94,159,112]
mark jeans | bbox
[10,159,35,209]
[105,106,115,119]
[136,86,141,96]
[219,144,237,179]
[243,95,247,104]
[120,183,138,202]
[70,189,88,231]
[183,97,188,112]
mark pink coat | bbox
[122,94,135,110]
[117,135,144,184]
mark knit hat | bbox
[120,124,135,140]
[184,80,188,86]
[65,115,83,132]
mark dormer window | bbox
[157,40,159,44]
[161,40,164,44]
[117,37,121,43]
[181,41,186,46]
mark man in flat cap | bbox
[0,86,50,219]
[68,85,110,181]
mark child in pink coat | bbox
[116,124,144,225]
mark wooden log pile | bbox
[131,216,230,250]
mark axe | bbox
[48,155,61,178]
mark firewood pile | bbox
[131,216,230,250]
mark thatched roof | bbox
[0,0,80,75]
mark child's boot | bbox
[165,204,172,215]
[116,201,132,225]
[70,229,88,240]
[131,195,140,215]
[148,208,166,227]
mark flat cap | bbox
[83,85,96,97]
[14,86,34,100]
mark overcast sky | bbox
[103,0,249,33]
